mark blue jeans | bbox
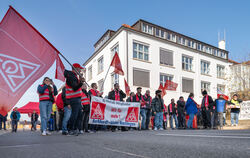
[231,112,239,125]
[170,114,178,129]
[39,101,52,132]
[187,113,195,128]
[140,109,146,130]
[62,106,72,132]
[154,112,163,129]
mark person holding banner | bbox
[126,92,135,102]
[143,90,152,130]
[37,77,58,136]
[64,63,85,136]
[81,84,91,133]
[133,87,146,130]
[88,83,103,132]
[151,90,164,131]
[185,93,198,129]
[229,94,242,126]
[108,83,127,132]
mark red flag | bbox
[110,52,124,75]
[124,78,130,96]
[217,89,229,100]
[0,6,61,115]
[164,80,178,91]
[158,84,166,97]
[55,54,65,81]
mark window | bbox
[160,74,173,86]
[98,56,104,73]
[142,23,153,35]
[201,60,210,75]
[88,66,92,80]
[98,79,104,92]
[155,28,165,38]
[217,84,225,93]
[201,82,210,93]
[133,42,149,61]
[217,65,225,78]
[182,56,193,71]
[111,44,119,59]
[182,78,193,93]
[133,68,150,87]
[160,49,173,66]
[111,73,119,86]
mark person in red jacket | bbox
[81,84,91,133]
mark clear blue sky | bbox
[0,0,249,119]
[1,0,249,66]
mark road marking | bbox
[103,147,150,158]
[156,133,250,139]
[0,144,41,148]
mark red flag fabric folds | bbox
[110,52,124,75]
[164,80,178,91]
[55,54,65,81]
[0,6,62,115]
[124,78,130,96]
[158,84,166,97]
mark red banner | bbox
[0,6,63,115]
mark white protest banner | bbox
[89,96,140,127]
[239,101,250,120]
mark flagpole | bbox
[100,64,111,92]
[58,53,90,87]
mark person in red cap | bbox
[64,63,85,136]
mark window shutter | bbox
[182,78,193,93]
[160,49,173,66]
[133,69,150,87]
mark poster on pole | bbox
[89,96,140,127]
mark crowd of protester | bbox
[3,63,243,135]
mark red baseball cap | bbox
[73,63,84,69]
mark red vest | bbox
[65,72,82,99]
[81,93,90,106]
[136,94,146,108]
[39,85,53,101]
[90,89,99,96]
[65,84,82,99]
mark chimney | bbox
[218,30,226,50]
[218,40,226,50]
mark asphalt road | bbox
[0,129,250,158]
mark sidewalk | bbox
[223,120,250,130]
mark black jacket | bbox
[108,90,126,101]
[64,70,83,91]
[151,97,164,113]
[201,95,214,110]
[168,103,178,115]
[61,87,69,107]
[132,93,143,102]
[143,94,152,109]
[31,113,38,122]
[126,97,133,102]
[177,100,185,114]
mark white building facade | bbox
[84,20,231,104]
